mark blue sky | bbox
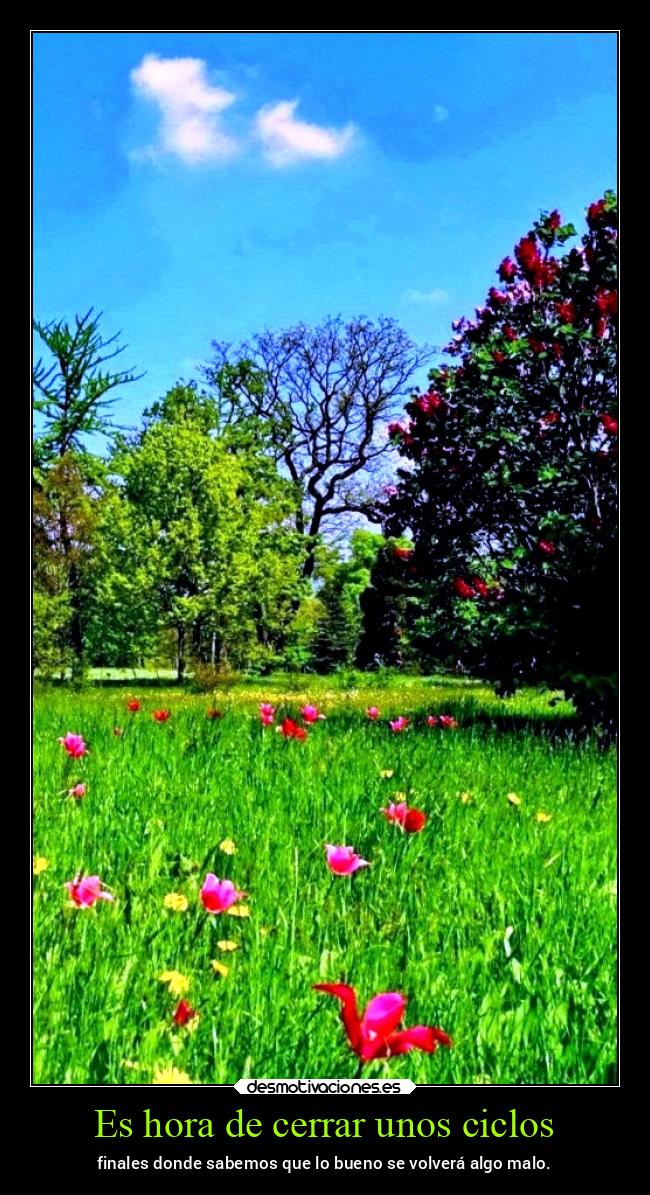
[33,31,617,429]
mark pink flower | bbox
[366,707,380,720]
[58,733,88,759]
[538,539,556,556]
[325,845,369,876]
[199,873,245,914]
[301,704,326,724]
[313,983,452,1063]
[438,715,459,730]
[381,802,408,825]
[381,803,427,833]
[65,875,113,908]
[259,703,275,726]
[68,784,87,799]
[389,717,410,733]
[426,715,438,727]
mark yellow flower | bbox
[506,792,522,806]
[459,792,473,805]
[535,811,552,823]
[379,770,395,780]
[219,838,236,855]
[216,939,239,952]
[163,892,189,912]
[122,1059,142,1071]
[33,856,49,876]
[226,904,250,918]
[158,970,190,997]
[152,1065,194,1085]
[392,791,408,801]
[212,960,230,978]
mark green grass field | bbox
[33,677,617,1085]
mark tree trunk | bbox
[177,626,186,685]
[59,509,84,683]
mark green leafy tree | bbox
[108,386,305,680]
[33,310,141,678]
[312,531,385,672]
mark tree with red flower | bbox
[362,194,617,728]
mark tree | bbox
[375,194,617,725]
[33,308,142,463]
[33,310,141,678]
[311,531,385,672]
[203,316,432,578]
[108,386,305,681]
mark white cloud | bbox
[130,53,240,163]
[254,99,357,167]
[402,288,450,305]
[433,104,449,123]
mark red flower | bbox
[426,716,438,727]
[280,718,307,741]
[528,337,545,354]
[594,316,608,339]
[503,325,517,341]
[537,539,556,556]
[126,698,141,713]
[540,411,560,426]
[556,300,575,324]
[595,288,617,316]
[438,715,459,730]
[453,577,477,599]
[515,236,540,272]
[601,414,618,436]
[153,709,171,723]
[551,342,563,361]
[206,708,223,720]
[587,199,606,225]
[491,350,506,365]
[532,259,559,288]
[403,809,427,833]
[393,546,413,560]
[415,391,446,416]
[471,576,490,599]
[313,984,451,1063]
[173,999,198,1027]
[548,210,561,229]
[498,257,517,281]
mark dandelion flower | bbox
[163,892,189,913]
[158,970,191,997]
[152,1065,193,1085]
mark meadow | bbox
[32,676,617,1085]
